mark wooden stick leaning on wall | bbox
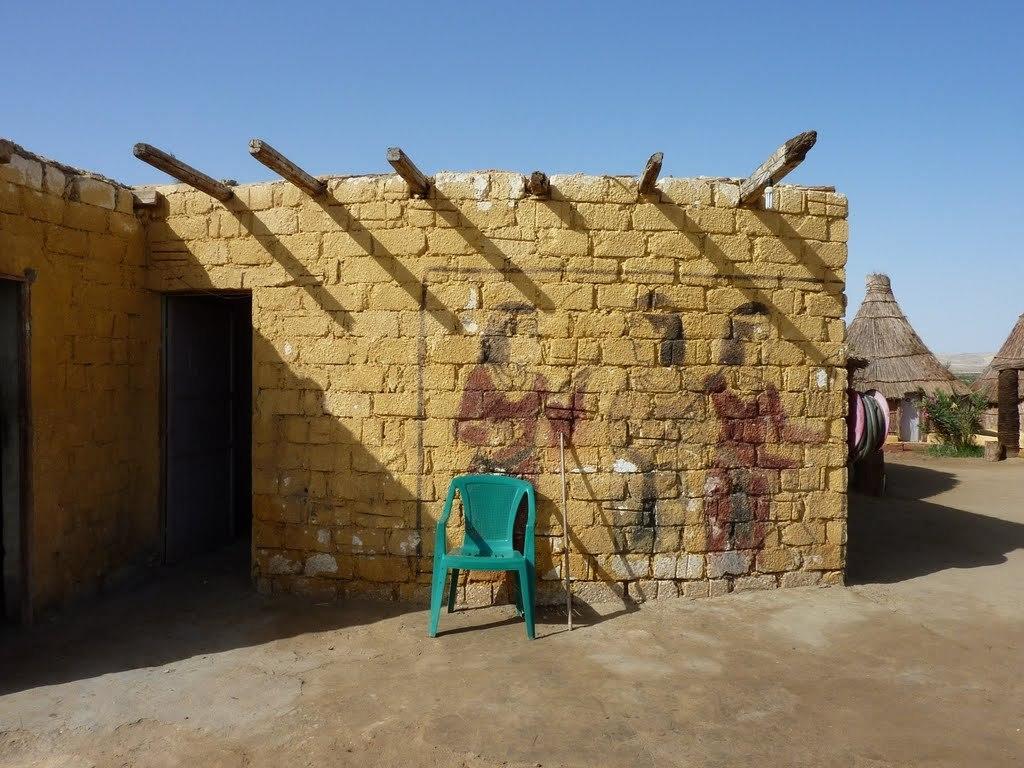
[560,432,572,631]
[133,143,233,201]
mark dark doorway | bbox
[0,279,26,624]
[163,293,252,564]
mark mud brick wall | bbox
[0,147,160,612]
[146,170,848,605]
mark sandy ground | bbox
[1,452,1023,767]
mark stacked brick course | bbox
[0,146,159,609]
[0,135,848,610]
[145,169,848,604]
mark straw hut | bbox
[848,273,968,441]
[972,313,1024,433]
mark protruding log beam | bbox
[638,152,664,196]
[738,130,817,206]
[249,138,326,197]
[525,171,550,198]
[132,143,233,201]
[386,147,430,197]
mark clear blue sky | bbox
[5,1,1021,352]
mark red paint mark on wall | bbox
[704,373,823,552]
[454,304,588,475]
[456,366,587,475]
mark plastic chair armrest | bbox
[523,485,537,562]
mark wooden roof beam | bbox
[249,138,326,197]
[638,152,664,196]
[525,171,550,198]
[738,130,817,207]
[386,147,430,198]
[133,143,233,201]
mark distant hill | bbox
[937,352,994,376]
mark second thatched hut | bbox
[848,273,967,442]
[972,313,1024,437]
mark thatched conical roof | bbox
[972,313,1024,404]
[848,273,968,399]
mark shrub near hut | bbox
[920,391,987,456]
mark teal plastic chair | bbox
[429,474,536,639]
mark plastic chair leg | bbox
[428,562,447,637]
[511,572,524,617]
[446,568,460,613]
[517,562,535,639]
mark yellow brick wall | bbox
[146,170,848,604]
[0,147,160,612]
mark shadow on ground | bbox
[0,542,419,695]
[436,600,637,639]
[847,460,1024,584]
[0,541,628,695]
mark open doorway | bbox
[163,293,252,565]
[0,278,27,624]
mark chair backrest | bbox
[450,474,532,556]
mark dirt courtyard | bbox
[1,453,1022,767]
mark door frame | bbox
[160,290,251,564]
[0,270,34,625]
